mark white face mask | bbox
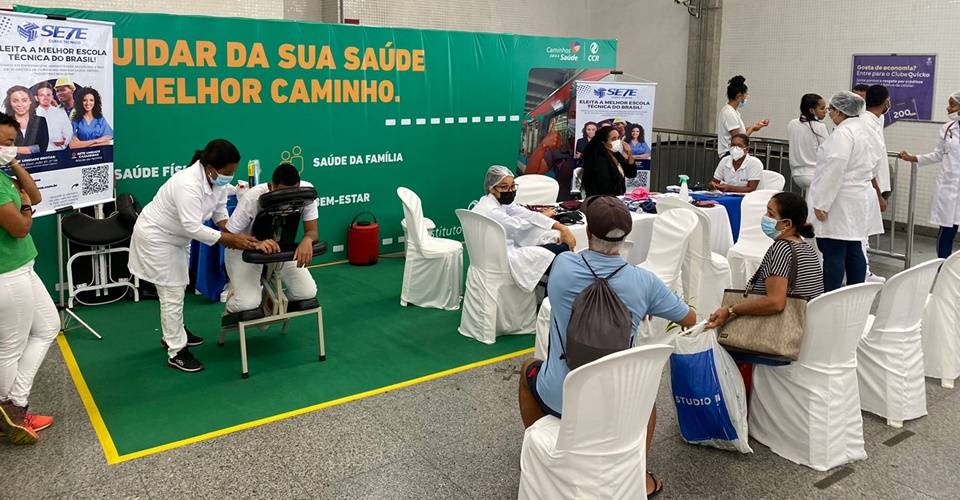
[0,146,17,165]
[729,146,746,161]
[948,111,960,122]
[609,140,623,153]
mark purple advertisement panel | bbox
[852,54,936,128]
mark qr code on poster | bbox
[81,165,110,196]
[627,170,651,190]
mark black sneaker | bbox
[161,328,205,349]
[167,349,204,373]
[185,328,204,347]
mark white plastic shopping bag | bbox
[670,322,752,453]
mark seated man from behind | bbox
[223,163,318,317]
[518,195,697,497]
[472,165,576,292]
[710,133,763,193]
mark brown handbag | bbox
[717,241,808,361]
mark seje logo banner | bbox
[592,87,638,99]
[17,21,88,43]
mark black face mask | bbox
[497,190,517,205]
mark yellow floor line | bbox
[60,336,533,465]
[57,334,122,463]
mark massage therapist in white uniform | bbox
[128,139,258,373]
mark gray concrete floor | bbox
[2,235,958,499]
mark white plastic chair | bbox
[637,209,698,345]
[400,217,435,253]
[396,188,463,310]
[456,209,537,343]
[518,344,673,499]
[759,170,786,191]
[726,189,778,288]
[515,174,560,205]
[922,251,960,388]
[749,283,882,471]
[656,197,732,320]
[857,258,944,427]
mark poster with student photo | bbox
[0,12,114,216]
[574,80,656,189]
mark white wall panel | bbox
[718,0,960,228]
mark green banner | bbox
[17,5,615,289]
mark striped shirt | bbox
[748,239,824,299]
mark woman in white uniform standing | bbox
[786,93,828,190]
[128,139,258,372]
[900,91,960,259]
[809,91,884,292]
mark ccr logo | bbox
[17,23,39,42]
[587,41,601,62]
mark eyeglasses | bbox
[495,184,517,192]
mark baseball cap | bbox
[582,196,632,241]
[54,77,75,89]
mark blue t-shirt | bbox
[73,116,113,141]
[536,250,689,414]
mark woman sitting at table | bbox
[69,87,113,149]
[706,191,823,329]
[580,125,636,197]
[710,133,762,193]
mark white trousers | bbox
[156,285,187,358]
[224,248,317,313]
[0,263,60,407]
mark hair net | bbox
[484,165,513,192]
[830,91,865,117]
[951,91,960,106]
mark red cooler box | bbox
[348,212,379,265]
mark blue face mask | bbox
[740,98,748,109]
[210,171,234,187]
[760,215,782,239]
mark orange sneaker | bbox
[24,412,53,432]
[0,401,39,445]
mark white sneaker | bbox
[866,273,887,283]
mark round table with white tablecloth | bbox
[565,202,733,264]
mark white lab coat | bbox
[472,194,559,292]
[859,111,892,192]
[128,161,229,287]
[809,118,884,240]
[787,117,829,185]
[917,120,960,227]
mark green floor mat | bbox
[61,258,533,462]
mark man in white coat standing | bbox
[860,85,893,282]
[900,91,960,259]
[810,91,884,292]
[472,165,576,292]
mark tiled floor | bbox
[2,235,957,499]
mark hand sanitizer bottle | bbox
[678,174,690,202]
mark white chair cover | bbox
[656,197,732,320]
[858,258,944,425]
[456,209,537,343]
[726,189,778,288]
[518,344,673,500]
[922,251,960,387]
[515,174,560,205]
[534,297,551,361]
[637,209,698,344]
[396,188,463,310]
[401,216,435,253]
[759,170,786,191]
[750,283,882,471]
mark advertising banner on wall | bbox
[574,80,656,188]
[852,54,936,128]
[17,5,616,284]
[0,11,114,216]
